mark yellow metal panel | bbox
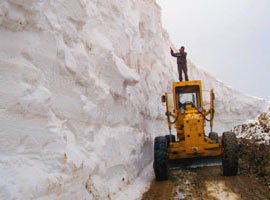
[168,140,222,160]
[173,80,202,87]
[184,114,204,153]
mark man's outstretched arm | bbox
[170,48,177,57]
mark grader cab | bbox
[154,80,239,181]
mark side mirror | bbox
[161,95,166,103]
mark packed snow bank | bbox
[0,0,268,199]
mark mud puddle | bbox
[142,166,270,200]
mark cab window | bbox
[175,85,201,109]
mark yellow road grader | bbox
[154,80,239,181]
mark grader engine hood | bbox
[183,113,205,154]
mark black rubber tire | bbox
[154,136,162,160]
[222,132,239,176]
[165,135,176,148]
[209,132,219,143]
[153,136,169,181]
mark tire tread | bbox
[153,136,169,181]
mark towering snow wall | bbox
[0,0,268,199]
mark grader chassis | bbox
[154,80,239,181]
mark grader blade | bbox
[169,156,222,171]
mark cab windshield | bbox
[175,85,201,109]
[179,93,197,108]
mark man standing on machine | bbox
[170,46,189,82]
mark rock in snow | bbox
[0,0,268,199]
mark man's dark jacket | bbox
[170,50,187,64]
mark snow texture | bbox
[0,0,268,199]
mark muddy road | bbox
[142,166,270,200]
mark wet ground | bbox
[142,166,270,200]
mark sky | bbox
[156,0,270,100]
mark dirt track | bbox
[142,166,270,200]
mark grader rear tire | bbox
[222,132,239,176]
[153,136,169,181]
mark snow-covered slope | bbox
[0,0,268,199]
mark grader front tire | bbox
[222,132,239,176]
[165,135,176,148]
[153,136,169,181]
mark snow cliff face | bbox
[0,0,268,199]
